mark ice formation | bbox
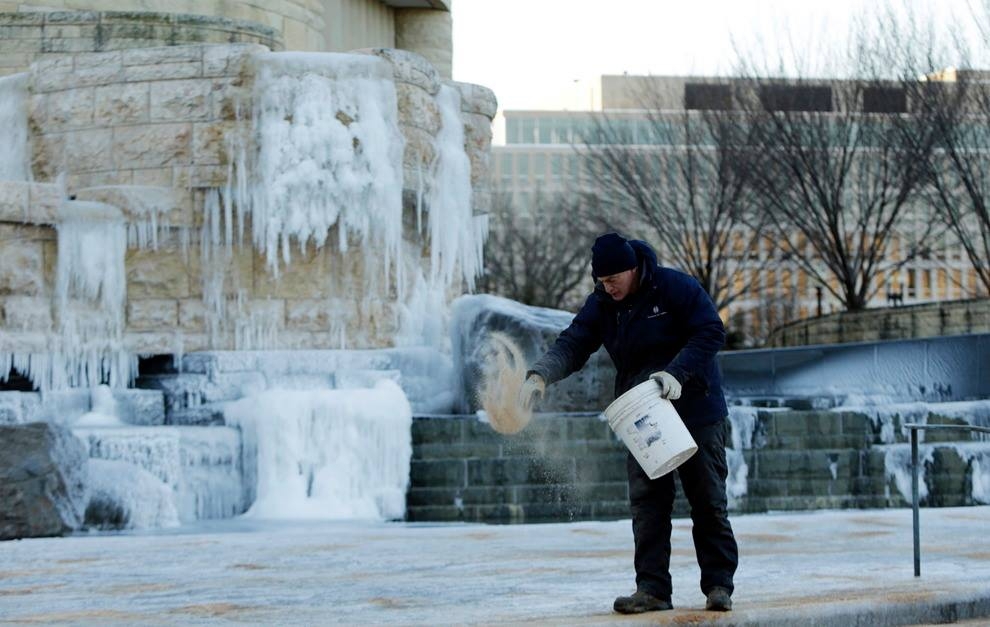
[224,380,412,520]
[75,426,243,522]
[426,84,487,291]
[4,203,136,391]
[85,458,180,530]
[74,385,125,427]
[726,406,758,500]
[233,52,404,279]
[0,72,29,182]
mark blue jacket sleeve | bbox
[662,272,726,385]
[528,294,604,385]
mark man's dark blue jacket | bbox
[530,240,728,429]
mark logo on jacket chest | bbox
[646,305,668,319]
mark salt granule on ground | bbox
[478,332,532,434]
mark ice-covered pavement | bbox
[1,507,989,626]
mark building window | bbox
[862,86,907,113]
[759,85,832,112]
[538,121,551,144]
[685,83,732,110]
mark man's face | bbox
[599,268,637,301]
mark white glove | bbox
[519,374,546,410]
[650,371,681,400]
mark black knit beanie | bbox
[591,232,637,278]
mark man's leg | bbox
[626,451,676,601]
[678,419,738,598]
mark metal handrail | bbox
[903,422,990,577]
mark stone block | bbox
[396,82,440,134]
[252,246,331,299]
[449,81,498,120]
[25,124,50,180]
[192,121,234,165]
[165,405,225,426]
[413,441,502,461]
[28,55,75,93]
[770,411,841,437]
[284,299,333,332]
[129,168,174,187]
[400,125,437,171]
[43,87,94,130]
[0,181,29,222]
[46,128,110,174]
[412,415,465,445]
[126,247,192,298]
[0,239,44,296]
[0,13,44,26]
[358,48,440,95]
[574,453,628,482]
[405,486,462,508]
[1,296,52,331]
[178,298,207,332]
[171,164,227,187]
[94,81,150,125]
[123,62,202,82]
[75,185,194,227]
[409,458,466,488]
[112,123,191,168]
[122,45,202,66]
[150,79,212,122]
[127,298,179,330]
[0,422,88,539]
[112,389,166,426]
[202,43,268,77]
[125,332,185,355]
[466,458,532,486]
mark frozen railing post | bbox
[904,422,990,577]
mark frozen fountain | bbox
[0,37,496,534]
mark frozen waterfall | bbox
[225,379,413,520]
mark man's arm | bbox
[528,294,605,385]
[661,272,726,386]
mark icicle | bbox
[426,84,485,291]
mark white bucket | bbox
[604,380,698,479]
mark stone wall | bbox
[0,11,283,77]
[768,298,990,347]
[406,409,990,523]
[2,1,323,50]
[3,1,453,60]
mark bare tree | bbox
[915,0,990,296]
[579,82,773,315]
[479,188,596,311]
[733,21,947,311]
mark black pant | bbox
[626,418,738,601]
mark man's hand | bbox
[519,374,546,410]
[649,371,681,400]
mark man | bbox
[520,232,737,614]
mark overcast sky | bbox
[451,0,979,117]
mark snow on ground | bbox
[0,507,987,625]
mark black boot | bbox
[613,589,673,614]
[705,586,732,611]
